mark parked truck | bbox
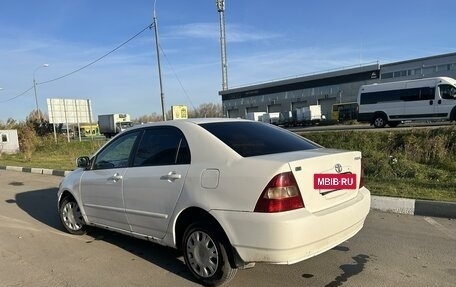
[261,112,281,125]
[246,112,266,122]
[297,105,323,125]
[280,105,325,126]
[98,113,133,138]
[245,105,325,127]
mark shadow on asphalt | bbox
[324,254,370,287]
[15,187,63,231]
[14,188,371,286]
[14,188,197,285]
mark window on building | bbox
[381,72,393,79]
[437,64,450,71]
[423,66,436,75]
[1,134,7,143]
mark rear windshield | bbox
[200,122,319,157]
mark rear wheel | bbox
[373,114,387,128]
[182,223,237,286]
[59,197,86,235]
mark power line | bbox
[0,86,34,103]
[159,44,196,110]
[39,23,153,85]
[0,23,153,104]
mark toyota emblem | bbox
[335,164,343,173]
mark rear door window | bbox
[132,126,190,167]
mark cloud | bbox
[163,22,279,43]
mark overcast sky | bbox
[1,0,455,121]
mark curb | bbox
[371,195,456,219]
[0,165,71,177]
[1,165,454,219]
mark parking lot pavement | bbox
[1,170,455,287]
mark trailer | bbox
[98,113,133,138]
[293,105,324,126]
[262,112,281,125]
[246,112,266,122]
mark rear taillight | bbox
[359,158,365,188]
[254,172,304,213]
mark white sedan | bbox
[57,118,370,286]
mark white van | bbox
[357,77,456,127]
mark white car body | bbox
[58,118,370,285]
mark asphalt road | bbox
[1,170,455,287]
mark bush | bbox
[301,126,456,184]
[16,123,39,161]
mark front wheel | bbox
[450,108,456,122]
[373,114,387,128]
[59,197,86,235]
[182,224,237,286]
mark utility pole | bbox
[153,0,166,121]
[33,64,50,122]
[217,0,228,91]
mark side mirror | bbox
[76,156,91,168]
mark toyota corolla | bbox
[57,118,370,286]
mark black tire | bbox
[373,114,387,128]
[388,121,400,128]
[59,197,87,235]
[182,223,237,286]
[450,108,456,122]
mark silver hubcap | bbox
[61,201,84,231]
[375,117,384,127]
[186,231,219,278]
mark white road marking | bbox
[423,217,456,240]
[0,214,88,241]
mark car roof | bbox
[132,118,248,129]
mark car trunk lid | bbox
[288,149,362,213]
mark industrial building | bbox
[219,52,456,119]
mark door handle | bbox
[429,100,433,105]
[108,173,123,182]
[161,171,182,182]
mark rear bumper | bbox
[211,187,370,264]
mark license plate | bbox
[313,173,357,190]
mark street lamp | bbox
[33,63,50,122]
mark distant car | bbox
[60,128,75,138]
[57,118,370,286]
